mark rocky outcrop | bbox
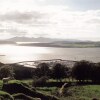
[2,83,59,100]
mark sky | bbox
[0,0,100,41]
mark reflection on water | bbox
[0,45,100,63]
[0,45,50,63]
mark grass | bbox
[0,80,3,90]
[12,93,39,100]
[1,80,59,100]
[36,87,58,95]
[48,78,74,82]
[8,80,22,84]
[1,79,100,100]
[36,85,100,100]
[70,85,100,99]
[0,91,14,100]
[64,85,100,100]
[21,79,33,85]
[21,78,74,82]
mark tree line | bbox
[72,60,100,83]
[0,60,100,83]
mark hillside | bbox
[1,37,100,48]
[18,41,100,48]
[0,80,59,100]
[6,37,62,43]
[1,80,100,100]
[0,40,16,44]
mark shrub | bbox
[0,65,14,79]
[12,64,34,79]
[33,76,48,87]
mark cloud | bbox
[0,0,100,41]
[87,18,100,24]
[0,28,26,34]
[0,11,45,24]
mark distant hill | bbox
[0,40,16,44]
[1,37,100,47]
[6,36,61,43]
[6,36,84,43]
[18,41,100,48]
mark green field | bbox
[0,80,100,100]
[0,80,59,100]
[36,85,100,100]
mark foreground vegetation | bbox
[0,80,59,100]
[37,85,100,100]
[0,80,100,100]
[0,60,100,99]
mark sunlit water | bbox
[0,45,100,63]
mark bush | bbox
[12,64,34,79]
[0,65,14,79]
[33,76,48,87]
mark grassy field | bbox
[63,85,100,100]
[0,80,100,100]
[36,85,100,100]
[0,80,59,100]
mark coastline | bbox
[9,59,77,68]
[0,55,5,56]
[18,43,100,48]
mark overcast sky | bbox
[0,0,100,41]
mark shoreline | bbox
[2,59,97,68]
[18,43,100,48]
[0,55,5,56]
[8,59,78,68]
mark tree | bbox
[33,63,50,77]
[0,62,4,67]
[91,63,100,82]
[72,60,93,82]
[51,63,68,82]
[13,64,33,79]
[0,65,14,79]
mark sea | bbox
[0,44,100,64]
